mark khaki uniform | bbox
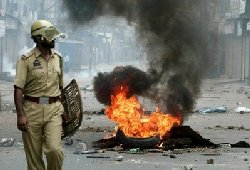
[14,47,64,170]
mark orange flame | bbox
[105,85,182,138]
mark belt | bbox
[24,95,60,104]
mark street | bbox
[0,78,250,170]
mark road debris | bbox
[115,155,123,161]
[162,150,172,156]
[207,159,214,164]
[196,106,227,114]
[184,165,195,170]
[205,125,250,131]
[219,143,231,148]
[0,138,15,147]
[15,141,24,147]
[86,155,110,158]
[128,148,140,154]
[170,154,176,158]
[231,141,250,148]
[235,106,250,113]
[145,149,164,153]
[75,142,87,153]
[118,148,145,155]
[64,138,73,145]
[201,153,221,156]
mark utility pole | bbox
[246,0,250,84]
[241,15,248,81]
[0,37,3,73]
[241,0,250,82]
[0,9,6,73]
[201,0,210,77]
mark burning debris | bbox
[93,126,217,150]
[93,66,182,139]
[116,129,160,149]
[63,0,219,151]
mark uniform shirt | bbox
[14,47,63,97]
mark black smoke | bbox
[62,0,214,119]
[93,66,152,106]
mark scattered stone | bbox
[73,150,81,155]
[228,126,235,129]
[215,125,223,128]
[244,158,248,161]
[81,149,98,154]
[0,138,15,147]
[15,142,24,147]
[96,109,105,115]
[219,143,231,148]
[201,153,221,156]
[64,138,73,145]
[86,155,110,158]
[145,149,164,153]
[240,111,245,114]
[128,148,141,154]
[97,149,105,153]
[115,155,123,161]
[170,154,176,158]
[95,127,103,132]
[106,146,123,151]
[239,125,245,130]
[206,125,250,131]
[76,142,87,152]
[162,150,172,156]
[173,149,183,154]
[0,103,15,112]
[184,166,194,170]
[74,149,99,154]
[207,159,214,164]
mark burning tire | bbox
[116,129,160,149]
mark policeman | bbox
[14,20,66,170]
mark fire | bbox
[105,85,182,138]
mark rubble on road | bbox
[0,138,15,147]
[196,106,227,114]
[235,106,250,113]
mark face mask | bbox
[43,26,60,41]
[38,26,64,42]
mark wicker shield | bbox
[61,79,83,139]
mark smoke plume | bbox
[93,66,152,106]
[62,0,214,120]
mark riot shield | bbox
[61,79,83,139]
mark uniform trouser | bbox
[22,100,64,170]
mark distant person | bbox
[14,20,67,170]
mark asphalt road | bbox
[0,78,250,170]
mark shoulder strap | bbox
[21,51,33,60]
